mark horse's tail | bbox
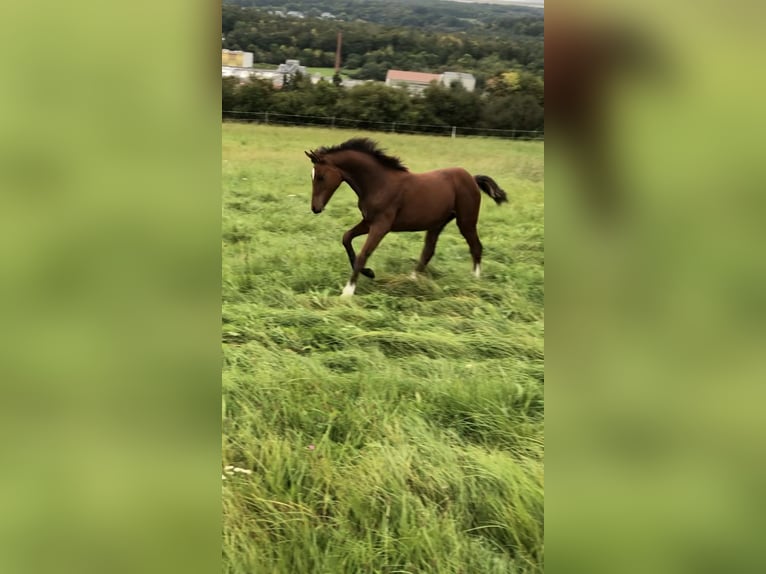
[474,175,508,205]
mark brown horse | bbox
[305,137,508,296]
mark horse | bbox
[305,137,508,296]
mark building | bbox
[385,69,476,94]
[222,49,253,68]
[385,70,442,94]
[222,59,316,89]
[441,71,476,92]
[276,59,308,79]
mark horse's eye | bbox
[316,175,324,182]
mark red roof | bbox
[386,70,441,84]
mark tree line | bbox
[224,0,544,38]
[222,71,544,136]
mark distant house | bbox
[277,59,308,79]
[222,49,253,68]
[441,71,476,92]
[385,69,477,94]
[385,70,442,94]
[222,59,312,89]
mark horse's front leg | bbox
[342,220,375,279]
[342,222,391,296]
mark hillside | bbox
[224,0,544,35]
[222,1,544,77]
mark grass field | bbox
[222,124,544,573]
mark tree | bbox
[344,53,363,69]
[236,77,275,113]
[334,83,413,125]
[480,93,543,133]
[222,77,240,117]
[350,62,387,81]
[486,70,544,106]
[419,81,481,127]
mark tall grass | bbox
[222,124,544,573]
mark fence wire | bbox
[223,110,543,140]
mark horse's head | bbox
[305,150,344,214]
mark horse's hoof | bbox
[361,268,375,279]
[409,271,418,280]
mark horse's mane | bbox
[315,138,409,171]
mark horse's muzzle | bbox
[312,206,322,214]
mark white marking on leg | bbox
[409,271,418,280]
[341,282,356,297]
[311,167,315,181]
[473,264,481,279]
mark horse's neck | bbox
[334,153,381,200]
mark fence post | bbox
[265,111,269,125]
[451,126,456,139]
[331,116,335,128]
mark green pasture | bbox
[222,123,544,573]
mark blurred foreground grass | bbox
[547,2,766,573]
[0,3,220,573]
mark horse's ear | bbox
[305,150,319,163]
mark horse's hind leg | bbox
[456,212,483,278]
[342,220,375,279]
[414,216,453,276]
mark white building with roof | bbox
[385,69,477,93]
[385,70,442,94]
[441,71,476,92]
[222,49,253,68]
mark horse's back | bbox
[428,167,483,226]
[390,167,479,231]
[414,166,471,182]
